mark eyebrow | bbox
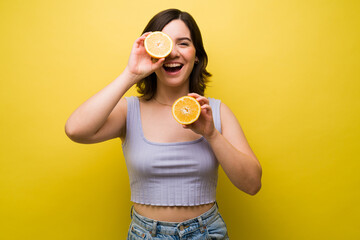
[176,37,192,42]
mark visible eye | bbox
[178,42,190,47]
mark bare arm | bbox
[65,33,164,143]
[185,94,262,195]
[208,103,262,195]
[65,71,134,143]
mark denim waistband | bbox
[130,202,219,237]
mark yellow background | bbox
[1,0,359,239]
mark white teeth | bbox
[164,63,182,67]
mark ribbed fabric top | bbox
[122,96,221,206]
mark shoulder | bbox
[206,97,241,137]
[218,101,241,134]
[217,101,259,163]
[219,101,232,116]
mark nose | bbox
[168,45,179,59]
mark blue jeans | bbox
[127,202,229,239]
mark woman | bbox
[65,8,262,239]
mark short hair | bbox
[137,9,211,100]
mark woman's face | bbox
[154,19,197,88]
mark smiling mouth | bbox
[163,63,184,72]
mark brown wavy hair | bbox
[137,9,211,100]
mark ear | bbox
[195,56,199,64]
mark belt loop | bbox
[130,205,134,219]
[150,220,157,237]
[198,217,205,233]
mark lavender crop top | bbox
[122,96,222,206]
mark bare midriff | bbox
[133,202,215,222]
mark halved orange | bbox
[144,31,173,59]
[172,96,201,125]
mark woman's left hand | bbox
[185,93,262,195]
[183,93,217,140]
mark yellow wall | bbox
[1,0,359,239]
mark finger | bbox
[201,104,211,110]
[141,32,152,38]
[183,123,196,130]
[200,104,213,116]
[135,32,152,47]
[187,94,208,106]
[153,58,165,69]
[197,96,209,106]
[187,93,200,98]
[187,93,207,102]
[134,37,145,48]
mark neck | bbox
[153,97,173,107]
[154,81,190,105]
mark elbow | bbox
[250,170,262,195]
[240,165,262,196]
[65,122,98,144]
[65,124,79,142]
[249,162,263,195]
[234,178,262,196]
[248,181,262,196]
[64,122,87,143]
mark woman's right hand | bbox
[125,32,165,84]
[66,34,165,144]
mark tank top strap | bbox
[125,96,140,125]
[208,98,222,134]
[123,96,141,147]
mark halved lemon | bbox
[172,96,201,125]
[144,31,173,59]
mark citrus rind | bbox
[172,96,201,125]
[144,31,173,59]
